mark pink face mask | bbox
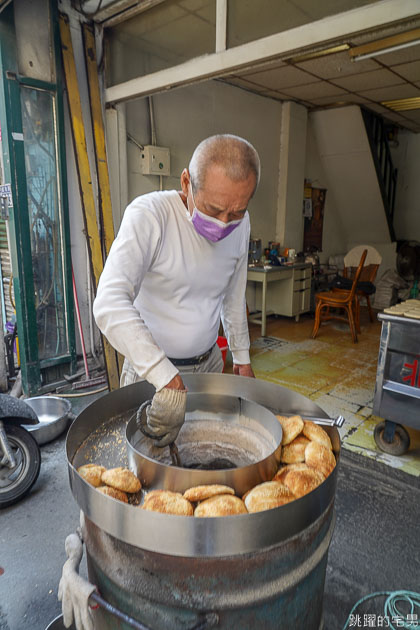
[187,187,243,242]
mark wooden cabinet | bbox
[247,264,312,335]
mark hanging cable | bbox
[72,266,90,380]
[127,133,144,151]
[77,0,103,18]
[8,273,15,310]
[86,242,98,364]
[148,96,157,146]
[148,95,165,191]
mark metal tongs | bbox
[136,399,182,466]
[293,414,345,428]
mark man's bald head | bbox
[189,134,260,196]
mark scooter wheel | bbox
[0,425,41,508]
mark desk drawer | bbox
[294,267,312,280]
[292,290,301,313]
[293,287,311,313]
[294,277,311,290]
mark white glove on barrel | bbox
[137,387,187,447]
[58,532,96,630]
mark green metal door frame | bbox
[0,2,76,395]
[0,4,40,393]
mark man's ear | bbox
[180,169,190,195]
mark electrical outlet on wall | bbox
[140,145,170,176]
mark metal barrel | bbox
[83,504,333,630]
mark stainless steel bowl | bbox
[23,396,72,445]
[127,393,283,496]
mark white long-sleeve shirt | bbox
[93,190,251,391]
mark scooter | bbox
[0,393,41,508]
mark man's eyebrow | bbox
[206,203,247,213]
[204,202,225,212]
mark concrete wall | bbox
[307,105,397,277]
[276,101,308,251]
[123,80,283,247]
[391,129,420,242]
[309,106,392,246]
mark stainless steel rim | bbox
[126,393,283,496]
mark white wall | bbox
[305,115,346,264]
[123,80,283,247]
[308,106,393,264]
[391,129,420,242]
[305,106,401,275]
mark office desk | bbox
[247,263,312,336]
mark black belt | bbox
[168,344,215,366]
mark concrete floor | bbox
[1,310,419,630]
[246,309,420,478]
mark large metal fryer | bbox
[66,373,340,558]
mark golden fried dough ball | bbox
[194,494,247,517]
[77,464,106,487]
[97,486,128,503]
[244,481,295,513]
[276,415,304,445]
[305,441,336,478]
[272,463,310,483]
[280,436,310,464]
[101,467,141,493]
[183,484,235,502]
[283,468,325,498]
[302,421,333,450]
[142,490,193,516]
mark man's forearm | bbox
[164,374,186,390]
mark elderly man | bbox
[93,133,260,447]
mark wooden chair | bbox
[342,245,382,322]
[312,249,368,343]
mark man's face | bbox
[182,164,256,224]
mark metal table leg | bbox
[261,274,267,336]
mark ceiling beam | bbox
[105,0,420,104]
[215,0,227,53]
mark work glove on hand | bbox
[58,532,96,630]
[136,387,187,447]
